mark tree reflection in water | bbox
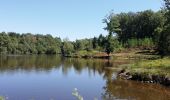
[0,55,117,76]
[0,55,170,100]
[102,77,170,100]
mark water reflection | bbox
[102,79,170,100]
[0,55,170,100]
[0,55,119,77]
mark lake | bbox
[0,55,170,100]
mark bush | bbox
[125,38,154,49]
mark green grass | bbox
[126,57,170,76]
[73,50,106,57]
[77,50,99,56]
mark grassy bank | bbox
[115,50,170,86]
[113,49,160,59]
[115,50,170,76]
[127,57,170,76]
[66,50,110,59]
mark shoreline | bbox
[64,50,170,87]
[113,50,170,87]
[1,50,170,87]
[118,69,170,87]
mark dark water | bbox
[0,55,170,100]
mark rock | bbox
[163,76,170,86]
[118,69,126,75]
[118,70,132,80]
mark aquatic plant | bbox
[72,88,84,100]
[72,88,98,100]
[0,96,5,100]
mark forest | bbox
[0,0,170,56]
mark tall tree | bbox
[61,39,74,56]
[105,34,115,56]
[103,13,121,36]
[159,0,170,55]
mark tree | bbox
[98,34,106,51]
[103,10,165,51]
[105,35,114,56]
[61,39,74,56]
[0,32,62,55]
[104,13,123,55]
[159,0,170,55]
[92,37,98,49]
[105,34,120,56]
[103,13,121,36]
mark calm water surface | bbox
[0,55,170,100]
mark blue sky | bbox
[0,0,162,41]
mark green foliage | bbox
[72,34,123,56]
[92,37,98,49]
[76,50,99,57]
[126,39,138,48]
[159,28,170,55]
[97,34,106,51]
[103,9,168,53]
[125,38,154,49]
[74,39,93,51]
[105,34,117,55]
[103,13,121,34]
[158,0,170,55]
[128,57,170,76]
[104,10,164,45]
[61,39,75,56]
[0,32,61,55]
[1,2,170,56]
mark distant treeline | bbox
[0,0,170,56]
[0,32,62,54]
[0,32,117,55]
[0,32,157,56]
